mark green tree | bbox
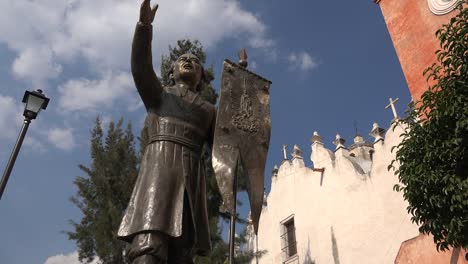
[68,117,139,264]
[391,1,467,253]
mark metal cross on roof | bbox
[385,97,399,119]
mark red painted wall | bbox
[375,0,457,101]
[395,234,468,264]
[376,3,468,263]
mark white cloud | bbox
[0,95,23,140]
[0,0,271,84]
[250,60,258,70]
[57,72,134,112]
[24,137,47,153]
[47,127,76,151]
[288,52,317,72]
[12,46,62,88]
[44,251,100,264]
[248,36,275,49]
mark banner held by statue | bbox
[212,55,271,235]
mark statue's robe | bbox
[117,23,214,256]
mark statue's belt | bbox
[149,134,202,153]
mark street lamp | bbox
[0,89,50,200]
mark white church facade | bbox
[246,121,420,264]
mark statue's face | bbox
[173,53,202,90]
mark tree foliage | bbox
[391,1,467,252]
[68,117,139,263]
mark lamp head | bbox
[22,89,50,120]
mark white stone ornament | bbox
[311,131,322,143]
[428,0,461,15]
[333,134,346,150]
[291,144,303,159]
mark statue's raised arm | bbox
[131,0,162,109]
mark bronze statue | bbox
[117,1,215,263]
[118,1,272,263]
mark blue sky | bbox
[0,0,413,263]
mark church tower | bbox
[374,0,462,100]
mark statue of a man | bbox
[117,1,215,263]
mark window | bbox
[281,216,297,260]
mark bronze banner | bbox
[212,59,271,234]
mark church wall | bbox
[375,0,459,101]
[251,123,419,263]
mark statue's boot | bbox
[128,232,168,264]
[168,255,194,264]
[167,243,194,264]
[133,254,166,264]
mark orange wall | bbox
[375,0,457,101]
[395,234,468,264]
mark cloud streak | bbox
[288,52,318,72]
[0,94,23,140]
[57,72,134,112]
[44,251,100,264]
[48,127,76,151]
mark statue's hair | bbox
[167,56,206,92]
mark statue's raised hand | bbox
[140,0,158,25]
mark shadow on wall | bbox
[303,237,316,264]
[331,226,341,264]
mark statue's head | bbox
[169,53,205,92]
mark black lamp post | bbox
[0,89,50,200]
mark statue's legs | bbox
[133,254,163,264]
[167,194,194,264]
[167,223,194,264]
[127,195,195,264]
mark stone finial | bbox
[238,48,248,68]
[353,134,365,144]
[272,165,279,177]
[282,144,288,160]
[311,131,322,144]
[369,122,386,143]
[291,144,303,159]
[333,134,346,150]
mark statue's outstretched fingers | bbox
[141,0,150,9]
[151,3,159,21]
